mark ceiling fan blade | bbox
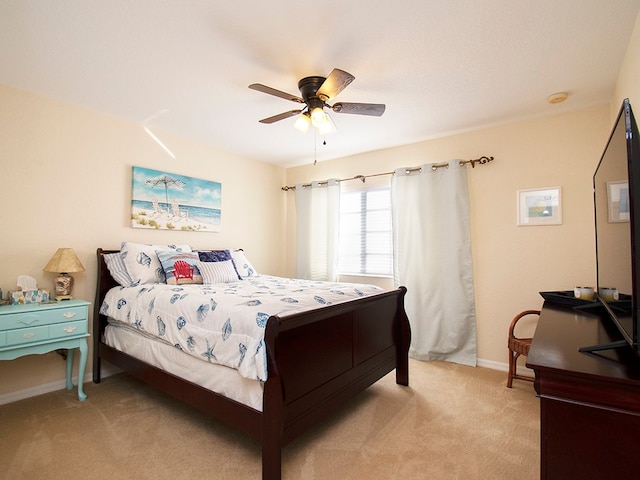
[258,110,303,124]
[249,83,304,103]
[317,69,355,101]
[332,102,386,116]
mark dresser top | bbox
[0,299,90,314]
[527,303,640,383]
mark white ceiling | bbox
[2,1,640,167]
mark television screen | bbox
[591,98,639,351]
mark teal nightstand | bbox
[0,299,90,401]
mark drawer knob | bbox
[63,312,76,319]
[64,326,77,333]
[22,332,36,339]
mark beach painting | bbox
[131,166,222,232]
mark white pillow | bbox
[198,260,239,284]
[104,252,135,287]
[231,249,257,277]
[120,242,192,284]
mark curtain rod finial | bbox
[460,156,494,168]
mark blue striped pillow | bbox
[104,253,135,287]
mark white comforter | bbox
[100,275,383,381]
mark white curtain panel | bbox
[391,164,477,366]
[295,180,341,281]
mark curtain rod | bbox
[281,155,494,191]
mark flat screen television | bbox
[581,98,640,352]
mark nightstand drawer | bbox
[49,320,87,338]
[0,305,88,331]
[0,331,5,346]
[7,326,49,345]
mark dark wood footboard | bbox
[261,286,410,478]
[93,248,410,480]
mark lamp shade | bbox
[43,248,85,274]
[294,112,311,132]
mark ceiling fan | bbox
[249,68,385,134]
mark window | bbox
[339,187,393,276]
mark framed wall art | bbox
[517,186,562,226]
[131,166,222,232]
[607,180,630,223]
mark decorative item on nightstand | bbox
[43,248,85,301]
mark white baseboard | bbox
[0,364,121,406]
[477,358,508,371]
[477,357,534,378]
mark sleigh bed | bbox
[92,247,410,480]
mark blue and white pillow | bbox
[121,242,192,284]
[104,252,135,287]
[231,249,257,277]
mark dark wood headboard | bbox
[94,249,120,341]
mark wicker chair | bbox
[507,309,540,388]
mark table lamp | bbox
[43,248,85,301]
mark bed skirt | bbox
[104,322,264,410]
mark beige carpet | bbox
[0,360,539,480]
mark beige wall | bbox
[0,85,286,398]
[613,9,640,119]
[285,106,610,367]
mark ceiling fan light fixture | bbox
[310,107,328,128]
[294,112,311,132]
[317,113,337,135]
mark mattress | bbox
[104,321,264,411]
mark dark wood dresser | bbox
[526,303,640,480]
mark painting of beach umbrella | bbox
[131,166,222,232]
[145,173,186,205]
